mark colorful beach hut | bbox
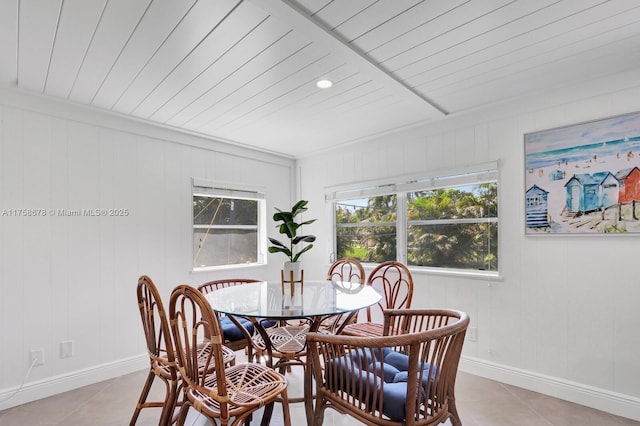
[549,169,564,181]
[564,171,619,213]
[615,166,640,203]
[526,184,549,228]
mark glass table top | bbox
[205,280,381,319]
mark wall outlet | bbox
[30,348,45,366]
[60,340,74,358]
[467,327,478,342]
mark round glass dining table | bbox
[205,279,381,321]
[204,280,381,425]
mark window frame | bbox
[327,162,500,279]
[192,178,267,272]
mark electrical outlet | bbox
[30,348,45,366]
[467,327,478,342]
[60,340,74,358]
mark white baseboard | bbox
[3,354,639,422]
[460,355,640,422]
[0,354,148,411]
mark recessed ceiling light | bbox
[316,79,333,89]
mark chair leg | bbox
[130,369,155,425]
[175,400,190,426]
[448,397,462,426]
[259,388,290,426]
[280,388,291,426]
[159,379,179,426]
[312,398,326,426]
[260,401,275,426]
[130,367,180,426]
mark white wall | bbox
[296,72,640,420]
[3,68,640,420]
[0,88,295,409]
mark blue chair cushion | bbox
[327,347,436,421]
[219,316,254,342]
[259,319,278,328]
[219,317,277,342]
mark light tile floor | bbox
[1,357,638,425]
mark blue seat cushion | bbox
[219,316,254,342]
[259,319,278,328]
[218,317,277,342]
[326,347,436,421]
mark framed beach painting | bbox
[525,111,640,235]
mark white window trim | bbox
[192,178,267,272]
[326,161,501,279]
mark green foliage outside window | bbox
[336,195,396,263]
[335,182,498,272]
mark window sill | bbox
[409,267,502,281]
[191,263,266,273]
[357,263,502,281]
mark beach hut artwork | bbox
[526,185,549,228]
[525,111,640,234]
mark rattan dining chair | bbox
[198,279,262,353]
[246,280,307,372]
[327,257,366,284]
[340,261,413,337]
[251,321,310,373]
[131,276,236,426]
[130,275,180,426]
[306,308,469,426]
[169,284,291,426]
[322,257,366,333]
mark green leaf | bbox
[268,238,287,249]
[292,235,316,245]
[292,244,313,262]
[273,211,292,223]
[268,246,292,259]
[290,200,309,216]
[284,221,299,238]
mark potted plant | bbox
[268,199,316,281]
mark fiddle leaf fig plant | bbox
[268,200,316,262]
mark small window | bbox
[192,179,266,270]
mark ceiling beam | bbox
[248,0,448,117]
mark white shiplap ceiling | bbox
[2,0,640,158]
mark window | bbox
[330,163,499,275]
[335,195,397,263]
[528,196,541,207]
[192,179,266,270]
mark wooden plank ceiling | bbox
[1,0,640,157]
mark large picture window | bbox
[192,179,266,270]
[331,163,499,275]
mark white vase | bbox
[283,261,303,282]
